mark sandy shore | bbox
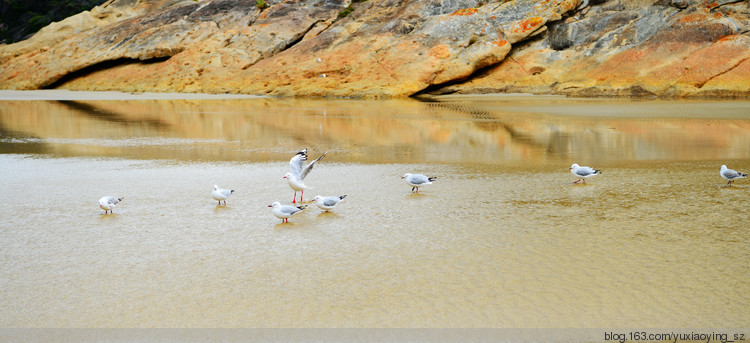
[0,90,265,101]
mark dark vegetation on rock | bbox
[0,0,107,43]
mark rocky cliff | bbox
[0,0,748,98]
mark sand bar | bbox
[0,90,265,101]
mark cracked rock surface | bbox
[441,0,750,97]
[0,0,748,97]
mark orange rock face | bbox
[1,0,748,98]
[443,0,750,98]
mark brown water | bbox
[0,94,748,328]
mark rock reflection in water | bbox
[1,96,749,163]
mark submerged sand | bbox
[0,90,265,101]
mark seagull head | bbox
[569,164,579,170]
[401,173,411,179]
[268,201,281,208]
[283,172,293,179]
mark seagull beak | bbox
[268,204,272,207]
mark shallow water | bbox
[0,95,748,328]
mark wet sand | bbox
[1,155,748,327]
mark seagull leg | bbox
[300,190,304,202]
[292,192,297,203]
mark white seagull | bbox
[99,196,123,214]
[720,165,747,187]
[284,148,327,203]
[312,195,347,212]
[402,173,436,193]
[212,185,234,205]
[269,202,306,223]
[569,163,601,184]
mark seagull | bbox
[312,195,347,212]
[402,173,436,193]
[99,196,123,214]
[269,202,306,223]
[285,149,327,203]
[720,165,747,187]
[212,185,234,205]
[569,163,601,184]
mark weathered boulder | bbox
[230,0,583,97]
[441,0,750,97]
[0,0,582,96]
[0,0,748,97]
[0,0,178,65]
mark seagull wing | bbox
[322,197,339,207]
[723,168,739,179]
[282,205,305,215]
[410,174,429,185]
[220,189,233,197]
[576,167,596,177]
[299,152,326,180]
[289,150,307,178]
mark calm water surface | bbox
[0,94,748,327]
